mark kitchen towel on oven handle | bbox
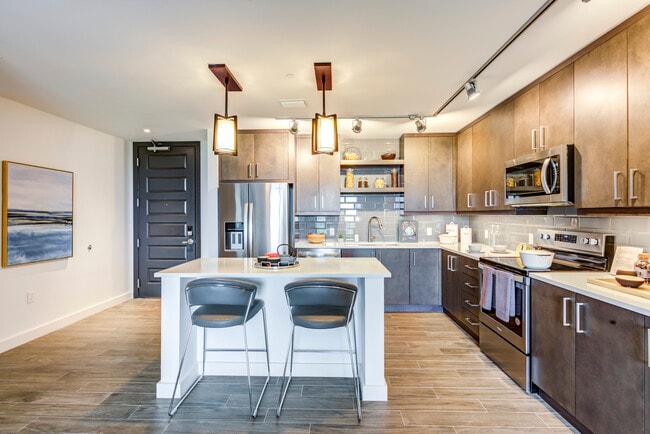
[494,269,515,322]
[480,265,494,310]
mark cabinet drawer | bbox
[459,257,479,278]
[461,306,480,337]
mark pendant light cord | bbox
[224,76,229,117]
[321,74,326,115]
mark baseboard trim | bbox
[0,292,132,353]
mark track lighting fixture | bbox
[311,62,338,155]
[289,119,299,135]
[415,117,427,133]
[351,118,362,134]
[208,64,242,155]
[464,79,480,101]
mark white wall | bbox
[0,97,132,352]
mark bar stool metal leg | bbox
[168,325,203,417]
[276,324,295,417]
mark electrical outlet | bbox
[484,229,489,239]
[27,291,34,304]
[528,233,534,244]
[426,227,432,236]
[329,227,335,236]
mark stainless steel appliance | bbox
[218,183,293,257]
[478,228,614,392]
[505,144,575,207]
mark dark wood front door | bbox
[133,141,200,297]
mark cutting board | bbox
[587,277,650,300]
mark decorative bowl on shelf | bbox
[306,233,326,244]
[343,147,361,160]
[381,150,396,160]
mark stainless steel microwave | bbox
[504,144,574,207]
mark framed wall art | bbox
[2,161,73,267]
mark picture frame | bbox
[399,219,418,243]
[2,161,74,267]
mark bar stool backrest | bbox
[284,278,358,323]
[185,278,257,308]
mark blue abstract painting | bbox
[2,161,73,267]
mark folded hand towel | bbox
[480,266,494,310]
[495,269,514,322]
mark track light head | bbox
[415,117,426,133]
[464,79,480,101]
[289,119,299,135]
[352,118,362,134]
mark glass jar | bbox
[533,168,542,187]
[374,176,385,188]
[634,253,650,282]
[358,176,368,188]
[345,168,354,188]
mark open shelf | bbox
[341,187,404,194]
[340,159,404,167]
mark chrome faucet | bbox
[367,216,383,242]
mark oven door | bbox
[478,265,530,354]
[504,144,574,207]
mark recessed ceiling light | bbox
[143,128,151,134]
[279,99,306,109]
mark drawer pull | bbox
[463,282,478,290]
[464,264,479,271]
[464,299,479,308]
[464,317,479,327]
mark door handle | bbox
[630,168,638,201]
[576,302,586,333]
[181,238,194,246]
[562,297,571,326]
[613,171,622,201]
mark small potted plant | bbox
[337,233,345,245]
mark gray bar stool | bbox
[276,278,361,421]
[168,278,270,418]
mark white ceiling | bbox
[0,0,648,142]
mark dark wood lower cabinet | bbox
[531,279,646,434]
[441,251,479,340]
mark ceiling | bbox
[0,0,648,142]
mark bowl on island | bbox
[492,244,508,253]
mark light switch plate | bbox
[484,229,489,239]
[426,227,432,236]
[329,227,335,236]
[528,233,534,244]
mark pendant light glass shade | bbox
[213,113,238,155]
[311,113,338,154]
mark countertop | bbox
[155,256,391,279]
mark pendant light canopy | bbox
[311,63,338,155]
[209,64,242,155]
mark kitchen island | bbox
[155,257,391,401]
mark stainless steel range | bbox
[478,229,614,392]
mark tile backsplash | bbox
[296,205,650,252]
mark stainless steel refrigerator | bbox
[218,183,294,258]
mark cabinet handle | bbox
[647,329,650,368]
[431,195,435,209]
[630,168,638,201]
[531,129,537,151]
[489,190,497,207]
[576,302,586,333]
[539,126,547,150]
[613,171,621,201]
[313,195,318,210]
[463,282,478,290]
[464,264,479,271]
[464,299,479,308]
[562,297,571,327]
[321,195,325,210]
[255,163,259,178]
[424,195,427,209]
[484,190,489,207]
[449,255,457,272]
[464,317,480,327]
[412,251,416,266]
[247,163,252,179]
[467,193,475,208]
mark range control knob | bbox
[589,238,600,246]
[580,237,590,245]
[543,233,551,240]
[537,233,545,239]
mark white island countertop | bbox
[157,256,391,278]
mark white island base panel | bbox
[155,257,391,401]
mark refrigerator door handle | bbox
[247,202,254,256]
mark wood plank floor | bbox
[0,299,577,433]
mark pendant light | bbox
[208,64,242,155]
[311,62,338,155]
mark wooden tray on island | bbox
[587,277,650,301]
